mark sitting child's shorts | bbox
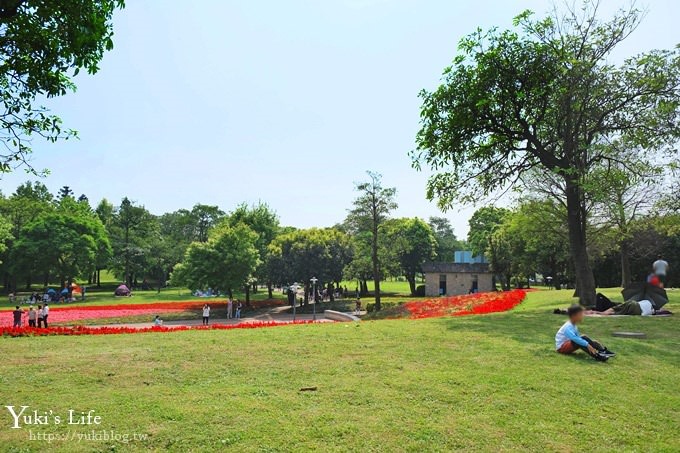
[557,341,579,354]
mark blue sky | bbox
[1,0,678,237]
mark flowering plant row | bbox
[402,290,527,319]
[3,299,285,324]
[1,320,319,338]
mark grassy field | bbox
[0,288,678,451]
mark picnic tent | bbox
[114,284,131,297]
[622,282,668,310]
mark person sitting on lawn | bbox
[153,315,163,326]
[555,305,615,361]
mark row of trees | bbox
[467,194,680,291]
[0,174,464,309]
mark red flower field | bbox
[2,300,285,325]
[1,320,318,338]
[402,289,527,319]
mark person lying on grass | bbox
[555,305,615,362]
[587,299,655,317]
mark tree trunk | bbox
[407,274,416,296]
[267,282,273,299]
[565,179,596,306]
[620,240,632,288]
[96,269,101,287]
[372,223,381,311]
[245,285,250,305]
[360,280,368,297]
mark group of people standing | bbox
[12,304,50,328]
[200,299,243,325]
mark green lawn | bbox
[0,289,678,451]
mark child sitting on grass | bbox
[555,305,615,362]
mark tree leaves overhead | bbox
[0,0,125,174]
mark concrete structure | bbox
[422,262,494,297]
[324,310,360,322]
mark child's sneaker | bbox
[594,352,609,362]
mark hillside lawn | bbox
[0,288,678,451]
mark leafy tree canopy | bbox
[1,0,125,173]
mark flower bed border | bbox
[1,320,319,338]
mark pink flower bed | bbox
[2,301,207,326]
[1,320,320,337]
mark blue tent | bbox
[46,288,57,295]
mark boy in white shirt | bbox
[555,305,615,362]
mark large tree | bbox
[109,197,155,288]
[0,0,125,173]
[267,228,352,304]
[346,171,397,310]
[467,207,511,290]
[413,1,680,305]
[0,181,54,289]
[428,217,464,262]
[590,164,656,286]
[171,223,259,296]
[190,204,224,243]
[224,202,280,299]
[381,218,437,295]
[13,198,110,287]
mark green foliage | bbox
[467,207,509,257]
[107,197,157,286]
[380,218,436,295]
[494,200,571,286]
[345,171,397,309]
[267,227,352,287]
[223,202,280,287]
[0,0,125,173]
[190,204,225,243]
[13,197,110,283]
[413,1,680,304]
[0,214,13,259]
[172,223,259,293]
[428,216,464,261]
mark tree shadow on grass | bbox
[440,312,557,348]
